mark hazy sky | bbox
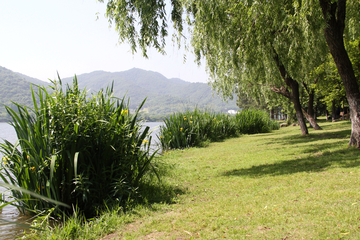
[0,0,209,83]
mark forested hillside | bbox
[0,66,48,121]
[61,68,238,120]
[0,66,238,122]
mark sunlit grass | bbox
[29,118,360,239]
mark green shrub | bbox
[235,109,279,134]
[269,118,281,130]
[159,109,237,150]
[158,109,280,150]
[0,76,158,217]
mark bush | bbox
[235,109,279,134]
[0,77,158,217]
[159,109,237,150]
[159,109,280,150]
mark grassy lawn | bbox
[33,119,360,239]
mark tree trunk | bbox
[325,109,329,121]
[314,98,319,120]
[332,100,336,121]
[291,83,309,135]
[302,109,322,130]
[271,53,309,135]
[307,92,314,128]
[302,82,318,128]
[319,0,360,147]
[308,91,315,120]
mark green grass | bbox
[29,119,360,239]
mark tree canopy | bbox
[101,0,360,145]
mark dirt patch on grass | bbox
[313,152,323,157]
[100,210,184,240]
[99,221,143,240]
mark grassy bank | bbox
[31,119,360,239]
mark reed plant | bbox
[235,109,279,134]
[159,109,279,150]
[159,109,237,150]
[0,76,157,217]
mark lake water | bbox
[0,122,29,240]
[0,121,163,240]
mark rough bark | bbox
[319,0,360,147]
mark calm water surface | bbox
[0,121,163,240]
[0,122,32,240]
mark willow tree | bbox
[316,0,360,146]
[187,1,329,134]
[100,0,359,144]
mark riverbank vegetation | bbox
[0,77,278,232]
[1,77,358,239]
[24,118,360,239]
[159,109,279,150]
[0,77,157,219]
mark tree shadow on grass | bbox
[258,129,352,157]
[137,161,186,206]
[267,128,351,146]
[221,123,358,178]
[221,147,360,178]
[138,181,185,205]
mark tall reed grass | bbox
[159,109,279,150]
[235,109,280,134]
[0,77,157,217]
[159,109,238,150]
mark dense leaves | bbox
[159,109,279,150]
[0,77,157,217]
[102,0,360,145]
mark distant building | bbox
[227,109,238,115]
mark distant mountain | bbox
[0,66,238,122]
[61,68,238,119]
[0,66,48,121]
[15,72,50,86]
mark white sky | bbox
[0,0,209,83]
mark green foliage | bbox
[235,109,279,134]
[159,109,279,150]
[99,0,183,57]
[102,0,360,140]
[159,109,238,150]
[0,76,158,217]
[28,119,360,239]
[311,38,360,112]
